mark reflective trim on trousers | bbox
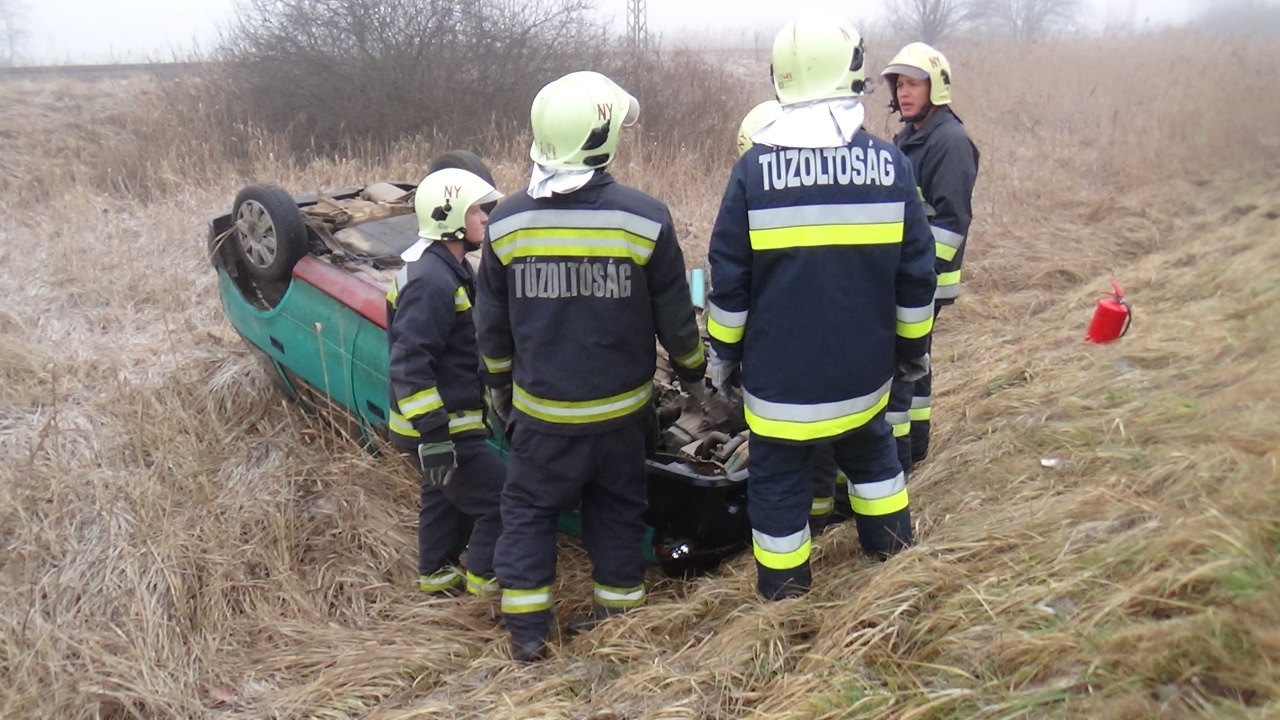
[501,586,554,614]
[849,472,910,517]
[593,583,646,609]
[885,410,911,437]
[466,571,500,597]
[752,527,812,571]
[811,495,834,516]
[420,568,462,593]
[512,381,652,425]
[910,395,932,422]
[936,270,961,300]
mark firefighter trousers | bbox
[414,434,506,595]
[887,304,942,473]
[750,415,913,599]
[494,418,649,647]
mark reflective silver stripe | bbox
[448,410,486,433]
[491,235,656,265]
[483,355,513,373]
[398,388,443,418]
[488,208,662,242]
[911,395,932,409]
[811,496,834,515]
[744,378,891,423]
[748,202,905,230]
[935,283,960,300]
[752,527,811,554]
[896,304,934,324]
[931,225,964,249]
[593,585,645,603]
[885,411,910,426]
[501,590,553,609]
[708,301,748,329]
[850,473,906,501]
[514,383,652,420]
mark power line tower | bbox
[626,0,649,50]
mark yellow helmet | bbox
[529,71,640,171]
[737,100,783,156]
[414,168,502,241]
[881,42,953,107]
[770,10,867,106]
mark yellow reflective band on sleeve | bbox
[932,225,963,262]
[744,381,890,442]
[672,343,706,370]
[593,583,646,609]
[513,381,652,425]
[482,355,513,373]
[448,409,486,435]
[453,286,472,312]
[752,528,812,571]
[749,222,903,251]
[936,241,958,262]
[420,568,462,593]
[811,496,834,516]
[849,473,909,517]
[389,411,420,439]
[501,586,554,614]
[707,301,747,344]
[896,305,935,340]
[885,410,911,437]
[465,572,500,597]
[398,387,444,420]
[491,228,657,266]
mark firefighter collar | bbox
[752,97,865,149]
[527,162,595,199]
[400,238,434,262]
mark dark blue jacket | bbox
[707,128,935,443]
[474,172,705,436]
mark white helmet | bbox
[529,71,640,171]
[414,168,502,241]
[882,42,953,109]
[771,10,867,106]
[737,100,783,157]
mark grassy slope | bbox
[1,31,1279,720]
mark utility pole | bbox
[626,0,649,50]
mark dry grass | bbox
[2,28,1280,719]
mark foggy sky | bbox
[25,0,1207,64]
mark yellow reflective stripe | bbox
[487,208,662,261]
[453,286,472,312]
[466,572,500,597]
[502,586,554,614]
[447,410,486,435]
[744,381,890,442]
[936,241,958,262]
[491,228,656,265]
[749,222,903,250]
[707,301,747,344]
[672,343,706,370]
[932,225,963,262]
[896,305,935,339]
[935,270,961,300]
[849,474,909,517]
[387,266,408,308]
[420,568,462,593]
[389,411,420,438]
[886,410,911,437]
[752,528,812,571]
[398,387,443,420]
[938,270,961,286]
[593,583,645,609]
[909,407,932,422]
[483,354,513,373]
[811,496,834,516]
[513,381,652,425]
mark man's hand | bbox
[709,348,741,395]
[489,385,513,425]
[417,441,457,487]
[896,354,931,384]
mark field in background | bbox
[2,28,1280,719]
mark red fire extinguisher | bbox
[1085,280,1132,344]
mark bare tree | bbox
[0,0,29,66]
[885,0,978,44]
[972,0,1083,41]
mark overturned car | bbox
[206,153,752,576]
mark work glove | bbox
[708,348,741,395]
[684,378,708,410]
[896,354,931,384]
[417,441,457,487]
[489,385,513,425]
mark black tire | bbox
[231,184,308,283]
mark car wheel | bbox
[231,184,308,283]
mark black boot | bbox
[756,561,812,601]
[504,609,552,663]
[566,602,629,636]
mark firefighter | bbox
[387,166,507,598]
[475,71,706,661]
[734,101,847,535]
[881,43,981,471]
[707,10,936,599]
